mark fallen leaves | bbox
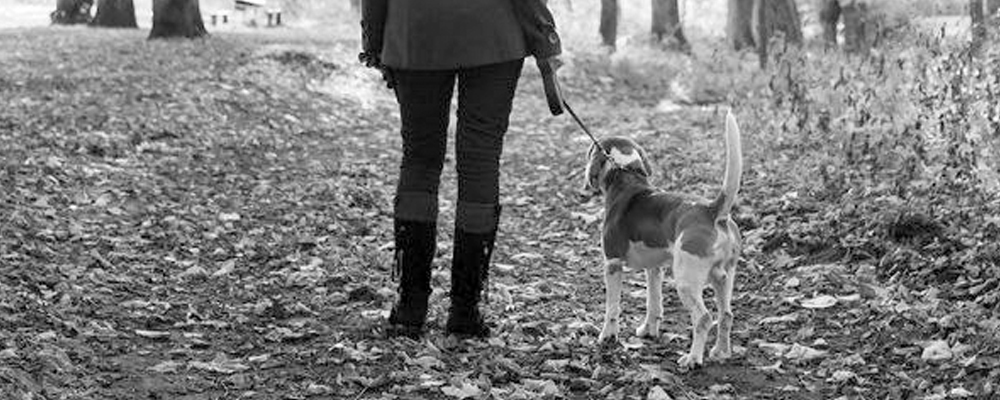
[1,12,999,400]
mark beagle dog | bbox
[584,111,743,368]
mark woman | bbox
[360,0,561,338]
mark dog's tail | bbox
[710,109,743,220]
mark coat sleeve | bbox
[511,0,562,59]
[360,0,388,57]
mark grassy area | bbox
[1,8,999,400]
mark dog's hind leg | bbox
[709,258,736,360]
[673,250,712,368]
[636,264,663,339]
[599,259,625,343]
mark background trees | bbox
[600,0,686,50]
[971,0,1000,51]
[726,0,802,67]
[51,0,93,24]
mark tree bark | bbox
[751,0,802,68]
[727,0,755,51]
[149,0,207,39]
[52,0,93,24]
[599,0,619,48]
[841,1,873,54]
[972,0,986,51]
[91,0,137,28]
[651,0,687,50]
[753,0,768,68]
[755,0,803,45]
[819,0,840,47]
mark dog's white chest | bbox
[626,241,671,269]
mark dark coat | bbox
[362,0,561,70]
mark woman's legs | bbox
[386,69,455,337]
[447,59,524,337]
[454,59,524,230]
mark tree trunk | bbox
[841,1,874,54]
[752,0,802,68]
[755,0,802,45]
[51,0,93,24]
[753,0,767,68]
[727,0,755,50]
[149,0,207,39]
[91,0,137,28]
[651,0,688,50]
[972,0,986,51]
[599,0,619,48]
[819,0,840,47]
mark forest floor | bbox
[2,15,999,400]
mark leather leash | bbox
[538,58,618,166]
[562,99,614,161]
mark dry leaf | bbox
[135,330,171,340]
[408,355,445,370]
[920,340,952,361]
[647,385,672,400]
[759,313,798,324]
[189,354,249,374]
[441,382,482,399]
[212,259,237,277]
[148,360,183,374]
[784,343,827,361]
[800,295,837,309]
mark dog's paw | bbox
[635,323,659,339]
[709,344,732,360]
[677,353,704,368]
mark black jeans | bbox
[392,59,524,233]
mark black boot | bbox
[386,219,436,339]
[445,227,496,338]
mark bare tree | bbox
[149,0,208,39]
[818,0,839,47]
[728,0,801,67]
[51,0,93,24]
[599,0,619,48]
[972,0,1000,51]
[600,0,686,50]
[651,0,687,50]
[91,0,137,28]
[840,1,875,54]
[727,0,754,50]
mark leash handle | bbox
[537,59,565,116]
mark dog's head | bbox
[584,137,653,194]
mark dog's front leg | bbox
[636,264,663,339]
[599,259,625,343]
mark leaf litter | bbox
[1,11,999,400]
